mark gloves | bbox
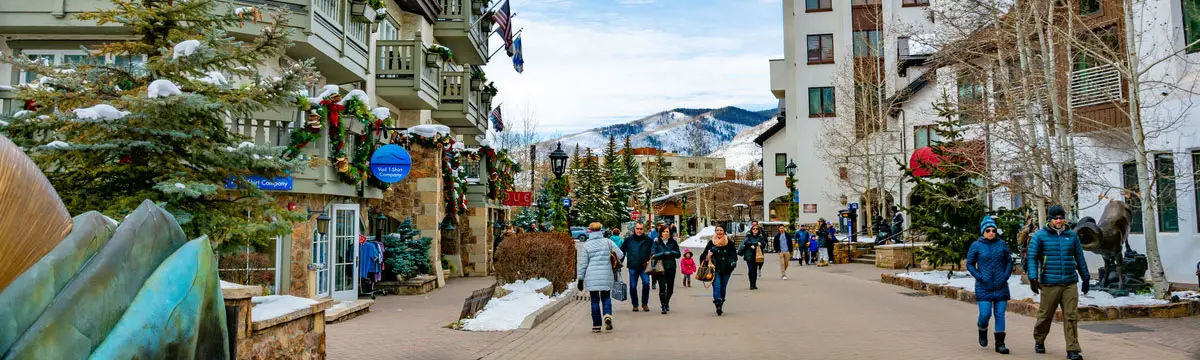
[1081,281,1090,295]
[1029,279,1041,295]
[576,280,584,291]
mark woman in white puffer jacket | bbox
[577,222,624,333]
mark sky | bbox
[481,0,784,136]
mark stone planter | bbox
[350,3,376,23]
[347,118,366,135]
[470,78,484,91]
[425,52,443,67]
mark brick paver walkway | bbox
[327,256,1200,360]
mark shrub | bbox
[383,218,433,280]
[494,232,576,293]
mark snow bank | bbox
[680,226,716,248]
[462,278,559,331]
[74,104,129,120]
[147,79,182,98]
[173,40,202,58]
[251,295,318,322]
[897,271,1173,307]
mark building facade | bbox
[0,0,501,299]
[632,147,730,185]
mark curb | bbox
[519,288,576,330]
[880,273,1200,321]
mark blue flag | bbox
[512,35,524,74]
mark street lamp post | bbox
[549,143,569,229]
[645,188,652,225]
[786,159,798,228]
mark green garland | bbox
[479,146,520,202]
[394,130,469,223]
[285,92,390,186]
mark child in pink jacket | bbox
[680,249,697,287]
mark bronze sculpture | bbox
[1072,201,1148,296]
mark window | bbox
[898,37,911,58]
[20,51,146,84]
[775,153,787,175]
[807,34,835,64]
[805,0,831,11]
[851,0,880,4]
[1080,0,1100,15]
[957,71,986,124]
[853,30,882,57]
[903,0,930,6]
[913,125,939,148]
[1194,151,1200,229]
[664,161,673,167]
[1009,175,1029,209]
[1154,153,1179,232]
[1184,0,1200,53]
[688,162,697,169]
[808,87,836,117]
[704,163,713,170]
[1122,162,1145,233]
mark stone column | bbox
[382,144,445,287]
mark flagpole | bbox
[486,29,522,61]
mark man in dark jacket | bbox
[1027,205,1089,360]
[621,223,654,312]
[795,225,812,265]
[890,206,905,244]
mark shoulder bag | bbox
[695,259,715,283]
[754,245,765,264]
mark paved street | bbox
[328,254,1200,360]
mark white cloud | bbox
[484,17,778,134]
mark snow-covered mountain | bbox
[709,118,777,171]
[538,106,776,157]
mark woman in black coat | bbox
[699,226,738,315]
[650,227,681,314]
[738,224,765,289]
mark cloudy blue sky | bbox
[482,0,783,135]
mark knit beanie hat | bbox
[979,216,998,235]
[1047,205,1067,219]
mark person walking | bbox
[680,249,696,288]
[808,233,820,265]
[890,206,905,243]
[1027,205,1089,360]
[576,222,624,333]
[967,216,1014,355]
[620,222,654,312]
[796,225,813,265]
[815,218,834,265]
[609,229,624,248]
[651,226,681,314]
[774,224,791,279]
[738,224,765,289]
[700,226,738,315]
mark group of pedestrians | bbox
[967,204,1090,359]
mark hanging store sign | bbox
[370,144,413,184]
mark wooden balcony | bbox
[434,0,489,65]
[375,40,441,110]
[432,70,487,136]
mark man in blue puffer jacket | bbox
[1026,205,1090,360]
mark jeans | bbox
[978,300,1007,332]
[746,260,758,288]
[628,268,651,307]
[589,291,612,327]
[656,270,676,308]
[712,271,732,301]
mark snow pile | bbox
[680,226,716,248]
[375,8,387,16]
[452,142,465,152]
[173,40,202,58]
[336,89,369,105]
[238,141,256,149]
[371,107,390,120]
[251,295,318,322]
[220,280,244,289]
[408,124,451,138]
[43,141,71,149]
[147,79,183,98]
[462,278,559,332]
[316,84,340,99]
[196,71,228,85]
[479,138,492,147]
[897,271,1174,307]
[234,6,255,15]
[12,110,32,118]
[1173,291,1199,300]
[74,104,129,120]
[0,120,8,127]
[174,183,187,189]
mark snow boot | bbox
[1066,351,1083,360]
[978,327,988,347]
[994,332,1009,354]
[714,299,724,316]
[1034,342,1046,354]
[603,314,614,331]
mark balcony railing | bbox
[314,0,345,33]
[377,41,440,89]
[1069,63,1123,108]
[435,0,488,64]
[441,70,469,103]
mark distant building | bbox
[630,148,730,187]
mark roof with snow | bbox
[651,180,761,203]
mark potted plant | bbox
[350,0,384,22]
[348,117,366,135]
[428,44,453,66]
[481,81,497,103]
[470,68,486,91]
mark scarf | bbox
[712,234,729,247]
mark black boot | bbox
[1066,351,1083,360]
[715,299,724,316]
[978,327,988,347]
[1034,342,1046,354]
[994,332,1009,354]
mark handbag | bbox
[610,269,628,302]
[695,260,715,282]
[754,245,765,264]
[646,260,665,275]
[609,241,622,271]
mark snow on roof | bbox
[251,295,318,322]
[909,33,938,56]
[337,89,369,106]
[652,180,760,203]
[74,104,130,121]
[147,79,183,98]
[0,85,14,91]
[680,226,716,248]
[172,40,202,58]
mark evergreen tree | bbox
[647,148,670,196]
[613,135,642,223]
[904,96,987,273]
[512,206,537,231]
[534,177,553,225]
[0,0,313,247]
[382,218,432,279]
[574,149,613,225]
[601,135,627,227]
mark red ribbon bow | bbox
[319,99,345,128]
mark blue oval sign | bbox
[371,144,412,184]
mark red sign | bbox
[503,191,533,207]
[631,210,641,221]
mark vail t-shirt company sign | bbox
[224,175,294,191]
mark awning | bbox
[909,140,987,177]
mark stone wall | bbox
[223,283,332,359]
[381,143,445,287]
[459,206,491,277]
[875,244,918,269]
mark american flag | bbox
[489,106,505,132]
[492,0,514,56]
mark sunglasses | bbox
[984,229,997,234]
[1051,217,1065,220]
